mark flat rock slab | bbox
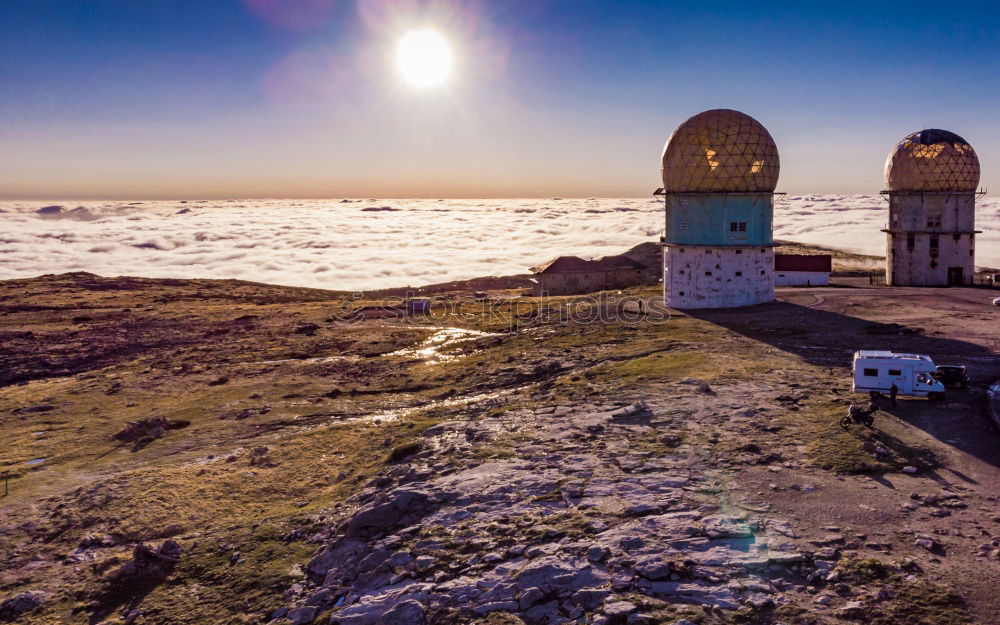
[288,382,825,625]
[644,581,739,609]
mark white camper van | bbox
[852,351,946,399]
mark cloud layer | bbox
[1,196,998,290]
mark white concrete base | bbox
[774,271,829,287]
[885,192,976,287]
[663,246,774,309]
[887,232,974,286]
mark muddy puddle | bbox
[384,327,502,363]
[355,387,518,424]
[240,326,500,367]
[243,355,362,366]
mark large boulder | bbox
[383,600,425,625]
[633,555,675,581]
[0,590,48,621]
[345,488,432,537]
[307,538,369,582]
[330,586,429,625]
[93,541,182,611]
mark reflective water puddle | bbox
[385,327,501,363]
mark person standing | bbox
[890,383,899,407]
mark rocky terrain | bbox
[2,269,1000,625]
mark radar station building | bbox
[659,109,780,308]
[882,129,980,287]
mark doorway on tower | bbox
[947,267,964,287]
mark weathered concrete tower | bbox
[883,129,980,287]
[660,109,779,309]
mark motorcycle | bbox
[841,402,876,429]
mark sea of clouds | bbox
[1,196,998,290]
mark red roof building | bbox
[774,254,831,286]
[774,254,832,272]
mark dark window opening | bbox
[735,271,742,277]
[907,234,915,250]
[678,291,685,296]
[953,233,961,241]
[863,368,878,377]
[888,369,902,376]
[735,249,742,254]
[705,271,712,276]
[930,236,939,251]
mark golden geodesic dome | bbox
[884,129,980,192]
[661,109,779,193]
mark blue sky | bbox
[1,0,997,198]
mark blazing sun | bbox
[396,29,453,87]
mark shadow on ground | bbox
[688,298,1000,470]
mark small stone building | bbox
[530,255,649,296]
[774,254,831,286]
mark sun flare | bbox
[396,29,453,87]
